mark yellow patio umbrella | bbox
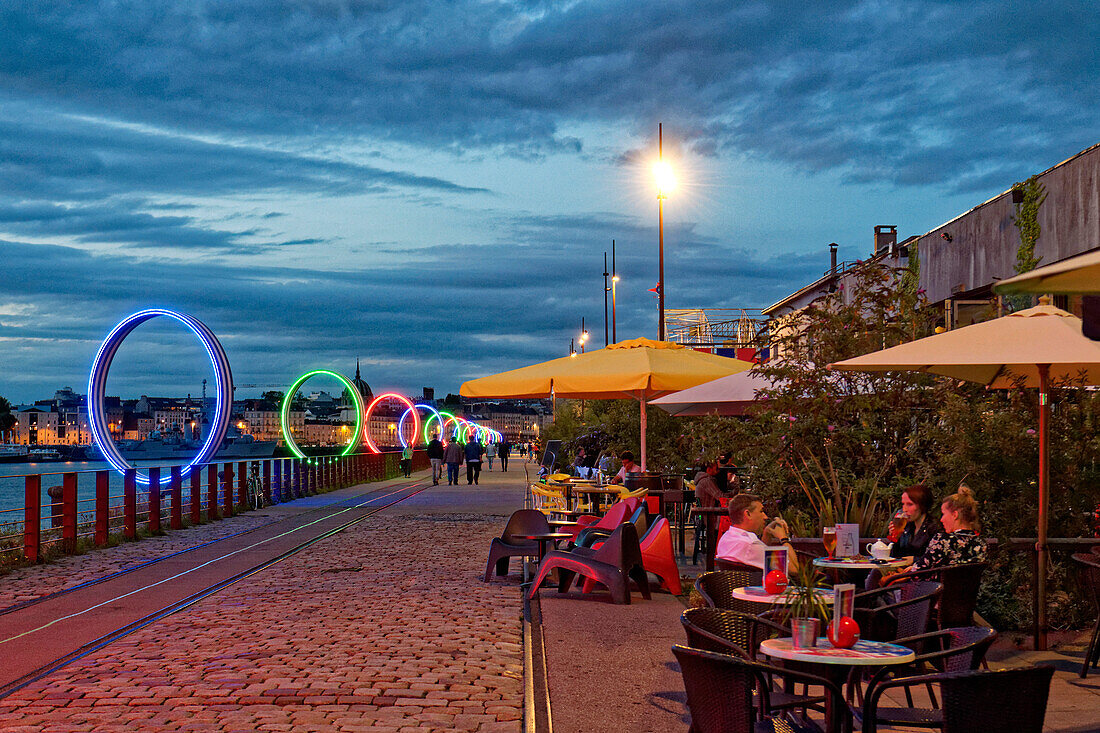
[461,337,753,469]
[829,300,1100,650]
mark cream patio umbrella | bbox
[829,299,1100,649]
[460,337,753,469]
[649,367,780,416]
[994,249,1100,341]
[993,249,1100,294]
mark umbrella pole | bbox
[1036,364,1050,651]
[640,393,647,471]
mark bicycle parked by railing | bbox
[247,463,273,510]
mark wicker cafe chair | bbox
[883,563,988,629]
[695,568,763,616]
[862,665,1055,733]
[526,522,651,604]
[680,608,828,718]
[1072,552,1100,678]
[856,626,997,731]
[672,644,850,733]
[854,580,943,642]
[483,509,550,582]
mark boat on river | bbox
[0,444,29,462]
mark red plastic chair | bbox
[581,516,682,595]
[563,498,636,540]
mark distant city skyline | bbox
[1,2,1097,404]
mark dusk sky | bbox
[1,1,1097,405]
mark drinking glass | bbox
[822,526,837,559]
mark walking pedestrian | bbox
[497,438,511,472]
[400,444,413,478]
[426,433,444,485]
[485,440,496,471]
[443,435,464,486]
[464,437,484,485]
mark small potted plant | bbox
[777,561,831,648]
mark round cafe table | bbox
[760,637,915,666]
[516,532,573,588]
[813,556,910,571]
[731,585,835,605]
[760,637,916,721]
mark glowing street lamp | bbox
[611,240,619,344]
[654,123,675,341]
[579,317,589,353]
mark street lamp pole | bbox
[657,122,666,341]
[580,317,588,353]
[603,251,610,347]
[611,240,618,344]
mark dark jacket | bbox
[426,439,445,460]
[443,442,464,464]
[890,516,939,560]
[464,441,484,462]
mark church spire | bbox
[356,358,361,380]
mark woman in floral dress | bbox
[909,485,987,571]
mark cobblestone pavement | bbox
[0,483,525,732]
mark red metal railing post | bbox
[95,470,109,546]
[223,462,234,516]
[62,472,78,554]
[237,461,247,507]
[191,467,202,524]
[170,466,183,530]
[263,460,272,503]
[207,464,220,520]
[24,475,41,562]
[147,467,161,533]
[123,468,137,539]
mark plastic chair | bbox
[565,499,633,542]
[576,502,648,548]
[862,665,1055,733]
[526,523,650,604]
[483,509,551,582]
[884,563,987,629]
[580,515,680,594]
[694,569,763,616]
[1072,552,1100,678]
[529,485,567,516]
[856,626,997,731]
[672,644,850,733]
[854,580,942,642]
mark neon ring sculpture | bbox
[281,370,365,460]
[398,403,442,447]
[363,393,420,454]
[416,404,446,444]
[88,309,233,487]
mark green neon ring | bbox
[280,369,365,460]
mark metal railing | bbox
[0,451,427,564]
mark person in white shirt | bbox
[715,493,799,573]
[609,450,638,484]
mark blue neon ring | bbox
[87,309,233,486]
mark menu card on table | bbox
[832,583,855,623]
[835,523,860,558]
[763,547,788,576]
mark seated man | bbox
[608,450,638,484]
[693,459,736,509]
[715,493,799,573]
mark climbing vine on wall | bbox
[1012,175,1047,275]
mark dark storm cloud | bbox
[0,226,818,401]
[2,1,1095,188]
